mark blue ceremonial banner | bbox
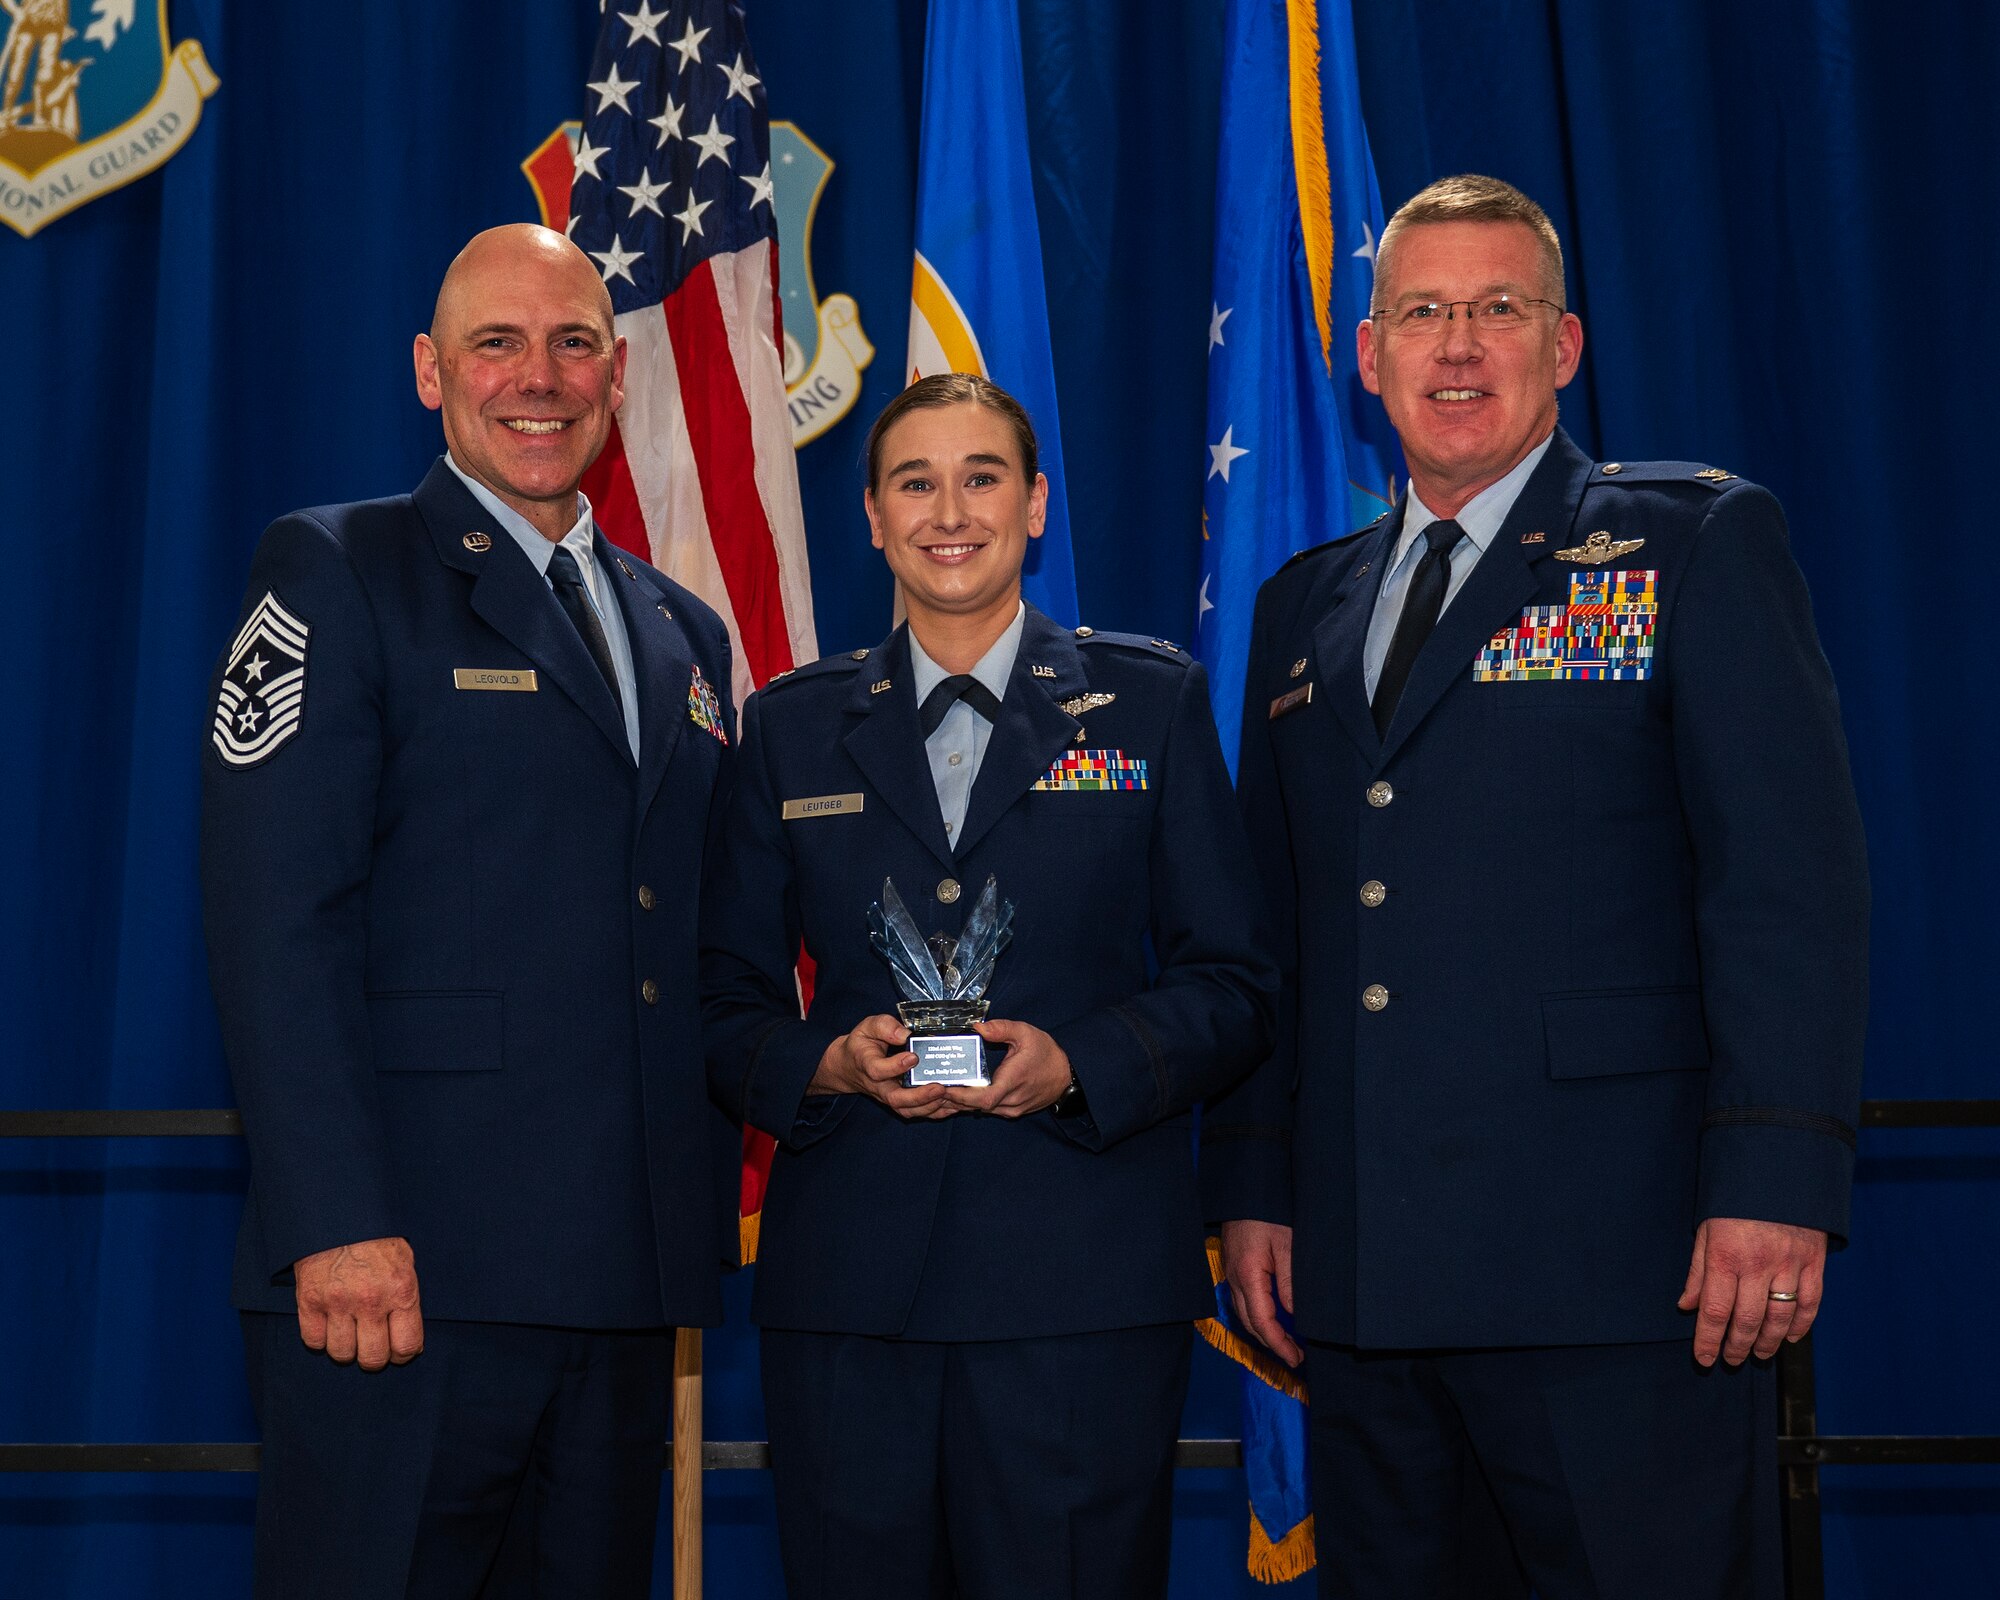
[1195,0,1399,769]
[907,0,1078,626]
[1196,0,1399,1581]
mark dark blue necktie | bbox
[546,545,620,701]
[1372,518,1464,736]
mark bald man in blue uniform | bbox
[702,375,1276,1600]
[201,226,738,1598]
[1207,177,1868,1599]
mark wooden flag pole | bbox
[672,1326,704,1600]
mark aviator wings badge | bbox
[1057,692,1116,717]
[1555,530,1646,564]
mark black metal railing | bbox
[5,1099,1997,1600]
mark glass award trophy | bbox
[867,874,1015,1086]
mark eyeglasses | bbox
[1369,295,1566,336]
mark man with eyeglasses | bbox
[1206,174,1868,1598]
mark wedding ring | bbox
[1767,1290,1799,1303]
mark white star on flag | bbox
[590,233,643,285]
[741,162,774,209]
[618,1,669,46]
[572,131,608,182]
[1208,425,1249,482]
[1209,303,1231,353]
[720,52,761,103]
[587,63,639,116]
[1352,219,1376,261]
[668,19,710,70]
[672,192,712,242]
[618,167,670,217]
[690,114,735,167]
[1197,574,1214,620]
[648,95,685,145]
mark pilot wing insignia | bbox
[1056,692,1117,717]
[1555,529,1646,564]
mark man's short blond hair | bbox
[1373,174,1566,307]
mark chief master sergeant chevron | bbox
[200,224,738,1599]
[1206,176,1869,1599]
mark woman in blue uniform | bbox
[701,374,1275,1600]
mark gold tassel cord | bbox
[1248,1510,1318,1584]
[1285,0,1336,373]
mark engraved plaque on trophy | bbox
[867,874,1015,1087]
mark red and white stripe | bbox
[585,236,818,704]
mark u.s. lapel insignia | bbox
[1555,529,1645,564]
[1520,531,1546,545]
[869,678,893,694]
[688,664,729,743]
[1031,664,1057,679]
[462,531,492,552]
[1057,691,1116,717]
[616,556,637,580]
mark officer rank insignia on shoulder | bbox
[1033,749,1148,791]
[212,592,309,769]
[688,664,728,743]
[1475,570,1659,682]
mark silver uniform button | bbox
[638,884,656,911]
[641,979,660,1005]
[1367,781,1394,808]
[1359,880,1386,908]
[1601,462,1623,475]
[1362,984,1389,1012]
[937,878,961,904]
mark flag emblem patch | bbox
[212,592,309,768]
[688,664,728,743]
[1033,749,1148,791]
[1475,570,1658,682]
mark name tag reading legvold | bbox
[454,668,538,692]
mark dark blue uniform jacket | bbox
[1202,429,1870,1350]
[201,459,738,1330]
[701,605,1277,1340]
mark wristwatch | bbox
[1051,1064,1089,1119]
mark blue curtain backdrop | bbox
[0,1,1991,1596]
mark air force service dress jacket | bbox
[1202,427,1870,1351]
[201,459,738,1331]
[701,604,1278,1340]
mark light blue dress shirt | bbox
[908,603,1026,845]
[446,455,642,762]
[1361,430,1556,701]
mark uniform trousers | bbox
[1304,1336,1780,1600]
[242,1311,672,1600]
[760,1322,1192,1600]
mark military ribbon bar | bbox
[1033,749,1148,791]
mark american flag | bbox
[568,0,817,714]
[566,0,811,1257]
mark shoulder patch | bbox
[212,592,310,769]
[759,650,869,693]
[1592,460,1743,490]
[1075,630,1191,664]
